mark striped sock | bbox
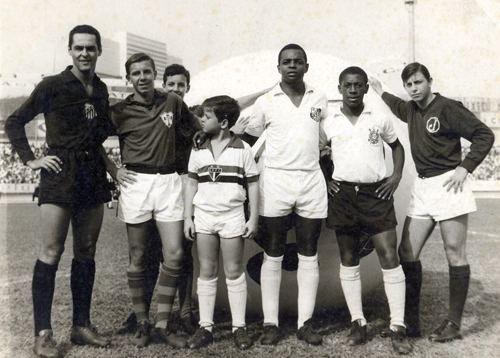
[127,269,148,322]
[155,263,182,328]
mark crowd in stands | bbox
[1,141,499,184]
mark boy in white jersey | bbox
[242,44,328,346]
[321,67,411,354]
[184,95,259,350]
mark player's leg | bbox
[178,238,196,334]
[154,220,187,348]
[294,216,322,345]
[188,233,219,349]
[259,216,287,345]
[69,203,110,347]
[372,229,412,354]
[429,214,469,342]
[33,204,71,358]
[336,230,367,346]
[398,216,436,338]
[221,235,252,350]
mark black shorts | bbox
[326,180,397,237]
[38,147,111,209]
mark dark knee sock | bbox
[401,260,422,330]
[33,260,58,336]
[71,259,95,327]
[178,253,194,319]
[144,256,160,313]
[447,265,470,328]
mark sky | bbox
[1,0,500,98]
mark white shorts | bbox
[194,206,246,239]
[259,167,327,219]
[118,172,184,224]
[407,170,477,222]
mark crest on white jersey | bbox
[426,117,440,133]
[84,103,97,120]
[310,107,322,122]
[368,127,380,145]
[160,112,174,128]
[208,165,222,182]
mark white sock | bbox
[197,277,218,331]
[261,253,283,327]
[382,265,406,330]
[226,273,247,331]
[339,264,366,326]
[297,253,319,328]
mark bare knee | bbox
[73,239,97,261]
[200,261,218,280]
[40,243,65,265]
[224,262,244,280]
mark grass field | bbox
[0,199,499,358]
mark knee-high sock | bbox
[144,251,161,313]
[339,264,366,325]
[178,241,194,319]
[382,265,406,329]
[261,254,283,327]
[127,269,149,322]
[32,260,58,335]
[155,263,182,328]
[71,259,95,327]
[401,260,422,330]
[297,253,319,328]
[197,277,218,331]
[448,265,470,328]
[227,273,247,331]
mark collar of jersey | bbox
[198,133,245,150]
[334,104,373,117]
[271,81,314,96]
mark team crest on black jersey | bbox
[368,127,380,145]
[84,103,97,120]
[208,165,222,182]
[160,112,174,128]
[426,117,440,133]
[310,107,322,122]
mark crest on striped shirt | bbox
[208,165,222,182]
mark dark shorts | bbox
[38,147,111,209]
[326,180,397,237]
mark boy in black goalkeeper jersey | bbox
[370,63,494,343]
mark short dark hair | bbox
[202,95,241,128]
[278,44,307,64]
[163,64,190,85]
[125,53,156,75]
[68,25,102,52]
[401,62,431,83]
[339,66,368,84]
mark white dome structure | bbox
[187,51,417,316]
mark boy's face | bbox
[404,71,432,104]
[338,73,368,110]
[163,74,190,98]
[127,60,157,98]
[68,33,101,74]
[201,107,224,134]
[277,49,308,84]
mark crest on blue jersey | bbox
[310,107,321,122]
[426,117,440,133]
[84,103,97,120]
[368,127,380,145]
[208,165,222,182]
[160,112,174,128]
